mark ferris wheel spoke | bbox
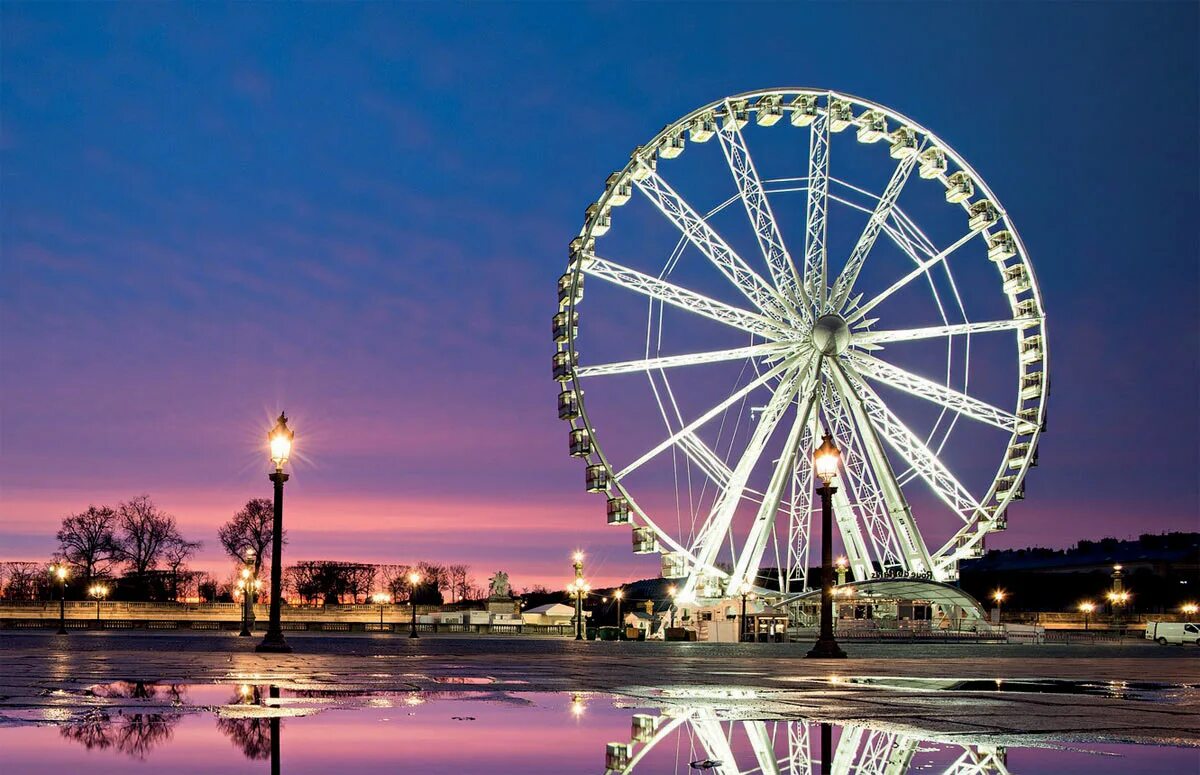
[801,110,831,315]
[856,317,1039,346]
[583,254,790,341]
[633,166,794,321]
[716,109,806,315]
[829,151,921,312]
[848,352,1021,432]
[785,418,817,593]
[827,358,935,575]
[821,384,903,576]
[839,361,985,532]
[576,342,790,378]
[847,228,984,324]
[683,357,816,597]
[729,367,822,591]
[616,356,802,480]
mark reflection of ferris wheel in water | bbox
[604,710,1011,774]
[554,89,1047,601]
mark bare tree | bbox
[1,561,45,601]
[163,536,201,601]
[217,499,281,577]
[445,564,474,602]
[56,505,120,582]
[114,495,188,593]
[343,564,377,604]
[378,564,412,601]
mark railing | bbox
[0,617,574,637]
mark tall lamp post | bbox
[89,584,109,623]
[992,589,1006,626]
[372,592,390,628]
[257,413,294,654]
[408,572,422,638]
[1078,601,1094,631]
[572,552,585,640]
[807,434,847,659]
[667,585,678,630]
[49,563,69,635]
[613,589,624,641]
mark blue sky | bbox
[2,3,1197,587]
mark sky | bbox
[2,2,1197,591]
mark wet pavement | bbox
[1,631,1198,769]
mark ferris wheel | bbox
[554,89,1047,601]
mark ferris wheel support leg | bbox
[827,359,935,576]
[745,720,783,775]
[729,371,821,592]
[830,483,874,582]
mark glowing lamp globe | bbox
[814,434,841,485]
[268,412,295,471]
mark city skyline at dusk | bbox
[3,4,1197,591]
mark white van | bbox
[1145,621,1200,645]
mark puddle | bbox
[836,676,1199,702]
[0,684,1196,772]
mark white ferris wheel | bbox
[554,89,1047,602]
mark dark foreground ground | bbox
[1,631,1197,746]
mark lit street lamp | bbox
[408,572,422,638]
[1183,603,1198,617]
[257,413,294,654]
[1078,601,1094,631]
[807,433,847,659]
[89,583,109,623]
[992,589,1006,624]
[835,556,848,586]
[572,552,586,640]
[738,582,756,643]
[372,592,390,628]
[613,589,624,641]
[48,562,69,635]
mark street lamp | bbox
[48,562,69,634]
[89,583,108,623]
[992,589,1006,624]
[1182,603,1198,617]
[372,592,390,628]
[738,582,756,643]
[408,572,422,638]
[807,433,847,659]
[572,552,585,640]
[666,584,679,630]
[613,589,624,641]
[1078,601,1094,631]
[257,412,294,653]
[237,567,254,637]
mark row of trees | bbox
[0,495,484,605]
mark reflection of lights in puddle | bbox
[403,696,425,706]
[433,677,495,685]
[570,694,586,717]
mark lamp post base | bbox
[255,635,292,654]
[805,636,847,659]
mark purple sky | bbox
[1,4,1197,590]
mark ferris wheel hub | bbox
[811,314,851,356]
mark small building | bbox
[623,610,660,638]
[522,602,588,627]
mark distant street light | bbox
[408,572,422,638]
[49,562,69,635]
[667,585,677,630]
[613,589,624,641]
[835,556,848,587]
[807,433,847,660]
[257,413,295,654]
[1182,602,1198,617]
[372,592,390,628]
[1078,601,1095,631]
[89,583,108,623]
[992,589,1006,624]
